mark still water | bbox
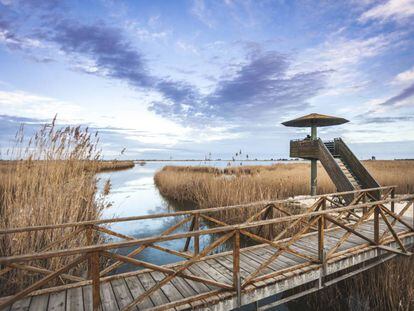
[97,161,277,273]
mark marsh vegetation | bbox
[0,122,113,295]
[154,161,414,219]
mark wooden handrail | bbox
[0,186,397,234]
[1,193,412,265]
[0,188,413,311]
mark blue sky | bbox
[0,0,414,160]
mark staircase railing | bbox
[318,139,355,204]
[334,138,381,199]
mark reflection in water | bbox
[97,161,276,274]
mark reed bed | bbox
[302,253,414,310]
[0,121,111,296]
[155,163,329,224]
[155,161,414,210]
[0,159,135,173]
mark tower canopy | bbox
[282,113,349,128]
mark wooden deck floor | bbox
[4,216,414,311]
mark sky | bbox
[0,0,414,160]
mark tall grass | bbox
[0,120,111,295]
[155,161,414,210]
[302,253,414,310]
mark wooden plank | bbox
[99,282,119,311]
[82,286,101,311]
[124,276,154,310]
[219,256,254,284]
[28,295,48,311]
[0,305,10,311]
[291,240,318,257]
[66,287,83,311]
[240,252,275,277]
[240,249,279,285]
[110,279,136,311]
[259,248,296,270]
[10,297,31,311]
[150,272,191,310]
[47,291,66,311]
[169,277,204,310]
[137,273,169,307]
[186,266,215,291]
[0,256,86,309]
[194,260,232,286]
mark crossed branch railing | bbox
[0,186,413,310]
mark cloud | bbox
[363,115,414,123]
[296,32,402,97]
[1,7,330,128]
[380,82,414,106]
[393,66,414,84]
[0,89,81,121]
[190,0,215,28]
[176,40,199,54]
[150,51,331,123]
[360,0,414,23]
[50,20,153,88]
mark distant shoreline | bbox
[134,158,414,162]
[134,159,299,162]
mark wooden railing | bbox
[0,186,413,310]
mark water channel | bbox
[97,161,277,274]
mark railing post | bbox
[412,200,414,230]
[90,251,101,311]
[269,205,274,240]
[194,213,200,255]
[374,205,380,244]
[318,200,326,288]
[391,187,395,213]
[86,225,93,279]
[318,248,326,289]
[233,230,241,307]
[318,215,324,263]
[361,192,366,215]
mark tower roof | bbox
[282,113,349,127]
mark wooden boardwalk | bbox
[1,187,414,311]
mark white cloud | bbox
[294,33,397,98]
[176,40,199,54]
[190,0,215,28]
[393,66,414,84]
[124,21,169,42]
[0,90,82,121]
[360,0,414,23]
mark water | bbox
[97,160,279,273]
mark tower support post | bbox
[310,124,317,196]
[311,159,317,196]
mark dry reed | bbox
[0,119,111,295]
[155,161,414,210]
[302,253,414,310]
